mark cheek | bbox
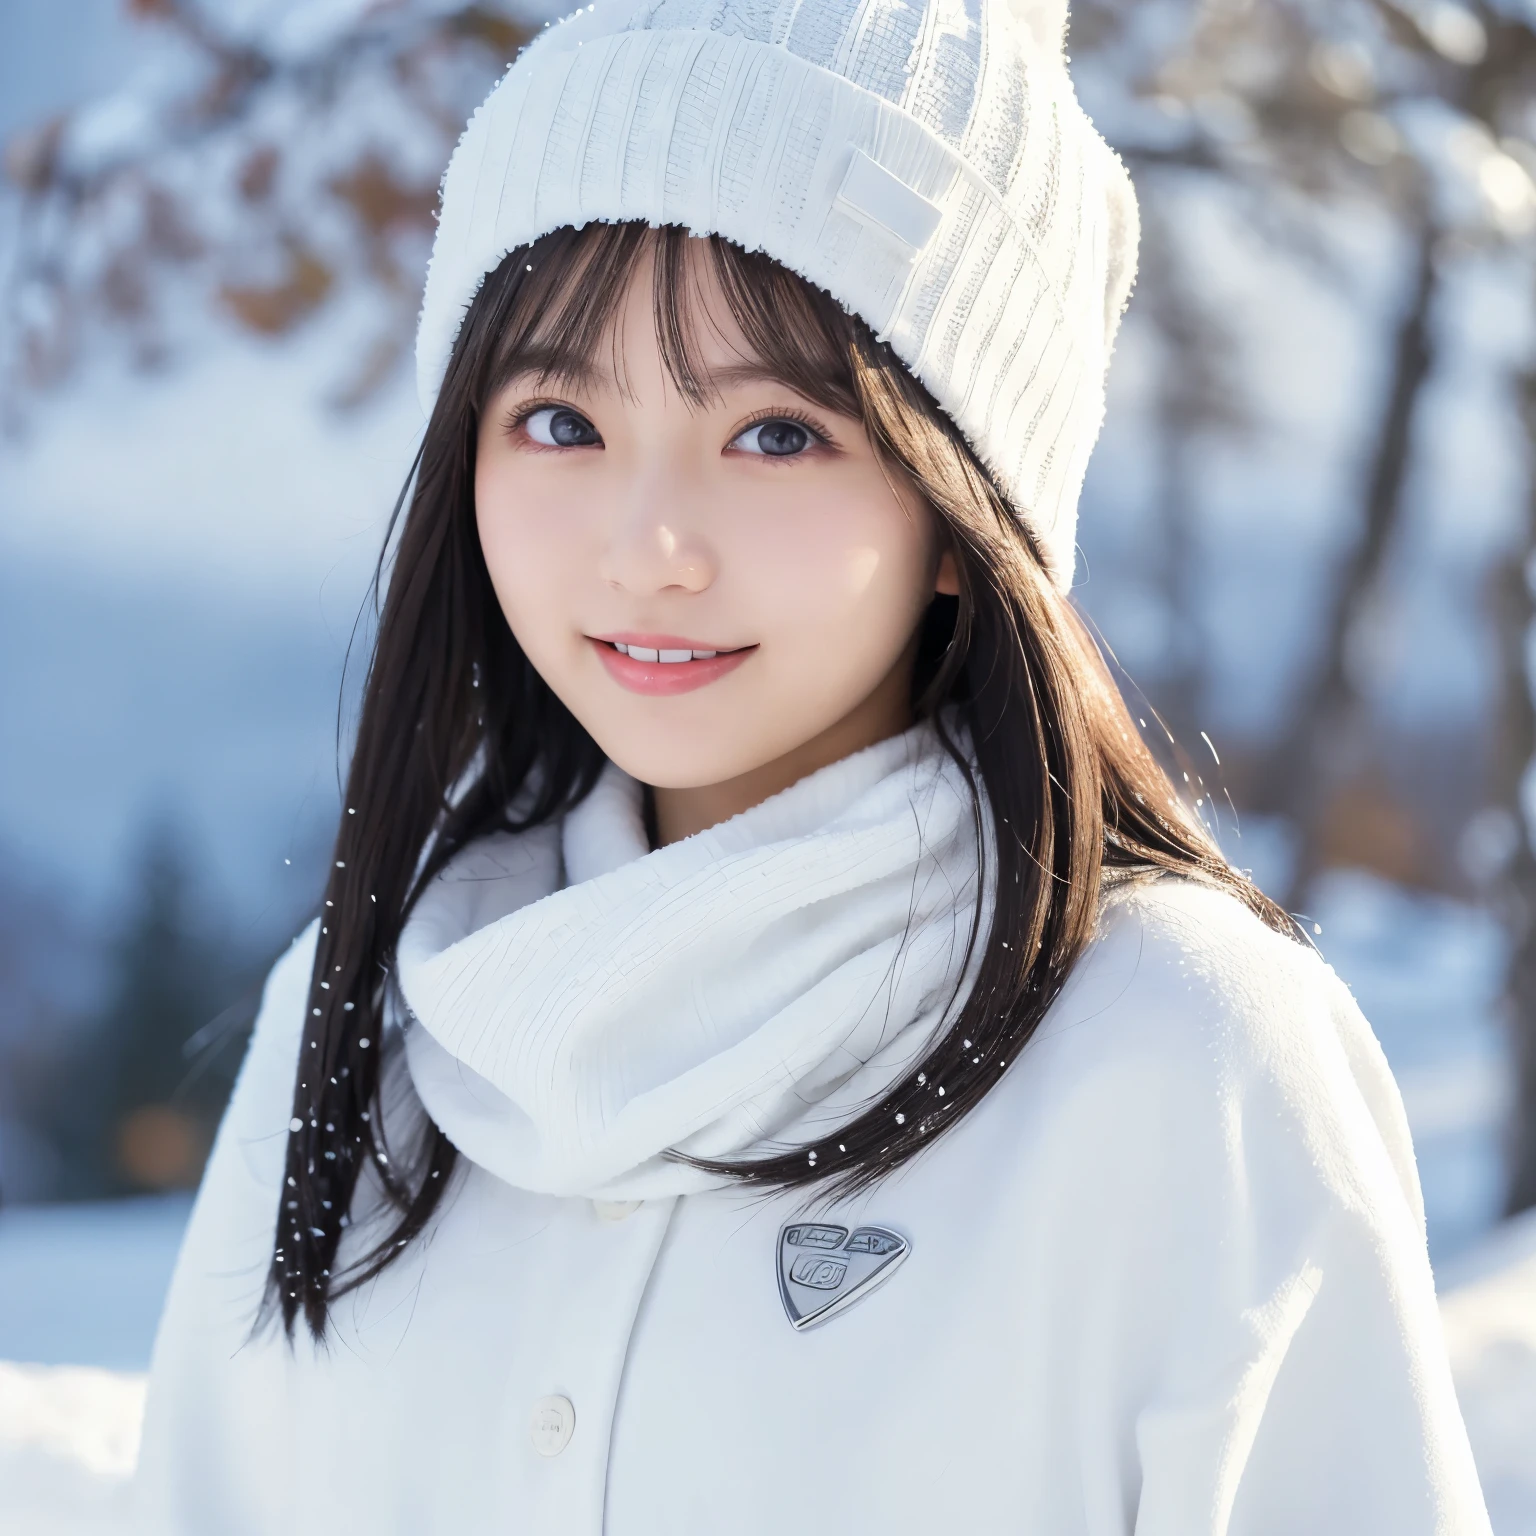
[744,476,934,639]
[475,458,581,641]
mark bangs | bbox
[475,222,866,422]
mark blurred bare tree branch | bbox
[0,0,531,418]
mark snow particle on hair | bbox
[343,1001,355,1011]
[289,1121,303,1134]
[359,1038,371,1049]
[895,1113,905,1125]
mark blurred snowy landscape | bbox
[3,0,1536,1528]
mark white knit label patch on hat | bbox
[834,150,942,258]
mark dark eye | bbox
[525,406,601,447]
[732,419,813,457]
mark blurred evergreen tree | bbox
[42,819,261,1199]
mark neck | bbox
[649,656,917,847]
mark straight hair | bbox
[264,222,1294,1340]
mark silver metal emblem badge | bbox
[776,1221,910,1331]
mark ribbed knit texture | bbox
[415,0,1139,588]
[395,718,985,1199]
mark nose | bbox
[597,469,717,595]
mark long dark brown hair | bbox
[264,221,1293,1340]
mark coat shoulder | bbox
[1046,873,1347,1080]
[1021,873,1422,1230]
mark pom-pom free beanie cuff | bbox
[415,0,1139,590]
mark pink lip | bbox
[588,635,756,697]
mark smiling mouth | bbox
[606,641,743,663]
[589,635,757,695]
[592,636,756,664]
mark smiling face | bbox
[474,238,957,841]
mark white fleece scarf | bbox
[396,718,985,1201]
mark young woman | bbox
[136,1,1491,1531]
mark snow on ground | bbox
[1440,1211,1536,1536]
[0,1197,184,1533]
[0,1362,143,1536]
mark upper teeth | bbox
[613,644,718,663]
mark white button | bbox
[592,1199,642,1223]
[530,1395,575,1457]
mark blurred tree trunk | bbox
[1264,216,1440,912]
[1142,195,1215,742]
[1499,368,1536,1218]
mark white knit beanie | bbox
[416,0,1139,589]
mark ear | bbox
[935,547,960,598]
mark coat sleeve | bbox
[131,921,319,1535]
[1070,883,1493,1536]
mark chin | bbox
[598,740,760,790]
[583,711,788,789]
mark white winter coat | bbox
[136,725,1491,1534]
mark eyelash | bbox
[732,407,835,455]
[501,401,837,454]
[504,399,583,443]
